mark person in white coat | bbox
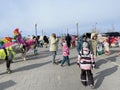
[49,33,59,64]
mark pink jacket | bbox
[62,43,69,56]
[77,48,94,70]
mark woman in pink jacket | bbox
[61,41,70,66]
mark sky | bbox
[0,0,120,37]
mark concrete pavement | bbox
[0,46,120,90]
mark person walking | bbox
[90,33,98,58]
[43,35,49,48]
[104,37,110,55]
[65,33,71,48]
[77,35,90,53]
[77,44,95,88]
[61,40,70,66]
[49,33,59,64]
[71,35,76,48]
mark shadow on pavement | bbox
[95,59,107,69]
[95,54,118,69]
[0,80,16,90]
[13,50,50,62]
[70,56,77,60]
[110,48,120,55]
[0,72,7,75]
[28,50,50,59]
[94,65,118,89]
[13,61,51,73]
[53,56,77,66]
[70,56,77,66]
[106,54,118,62]
[27,53,50,60]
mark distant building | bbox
[101,32,120,37]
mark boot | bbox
[7,68,12,74]
[34,49,38,55]
[81,81,87,87]
[90,84,94,89]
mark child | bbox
[77,45,95,88]
[104,37,110,55]
[61,41,70,66]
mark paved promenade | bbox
[0,46,120,90]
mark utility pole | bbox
[67,27,68,34]
[34,23,38,54]
[42,29,43,36]
[35,23,37,36]
[112,24,115,32]
[95,22,97,33]
[76,22,79,37]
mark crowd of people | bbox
[48,32,120,89]
[1,30,120,89]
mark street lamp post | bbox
[95,22,97,32]
[35,23,37,36]
[34,23,38,54]
[76,22,79,37]
[42,29,43,36]
[67,27,68,34]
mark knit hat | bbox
[82,42,88,48]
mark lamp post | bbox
[95,22,97,32]
[42,29,43,36]
[35,23,37,36]
[76,22,79,37]
[34,23,38,54]
[67,27,68,34]
[112,24,115,32]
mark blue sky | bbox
[0,0,120,37]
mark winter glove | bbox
[77,61,80,67]
[92,64,95,69]
[92,62,95,69]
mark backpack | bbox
[97,43,104,55]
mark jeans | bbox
[51,51,57,63]
[61,56,70,65]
